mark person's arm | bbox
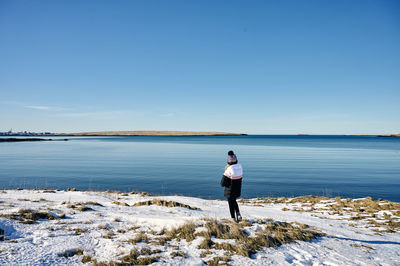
[224,166,232,178]
[221,165,231,187]
[221,175,230,187]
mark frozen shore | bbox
[0,189,399,265]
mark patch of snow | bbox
[0,190,399,265]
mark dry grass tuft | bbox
[200,250,213,258]
[67,203,93,212]
[42,190,57,193]
[129,225,140,231]
[112,201,130,207]
[170,251,186,258]
[97,224,109,230]
[58,248,84,257]
[1,209,58,224]
[199,237,214,249]
[204,255,231,266]
[278,196,400,232]
[119,248,160,265]
[81,255,93,263]
[84,201,104,207]
[202,218,231,239]
[238,197,289,205]
[199,219,324,257]
[150,236,169,245]
[132,199,200,210]
[17,198,30,201]
[56,216,324,264]
[127,231,149,244]
[352,243,375,250]
[72,228,87,235]
[103,232,115,239]
[214,242,236,252]
[128,191,152,197]
[166,221,196,242]
[153,218,323,258]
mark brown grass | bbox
[170,251,186,258]
[81,255,93,263]
[275,196,400,232]
[17,198,30,201]
[58,248,84,257]
[72,228,87,235]
[200,250,213,258]
[74,217,324,264]
[204,255,231,266]
[97,224,109,230]
[198,235,214,249]
[352,243,375,250]
[165,221,196,242]
[238,197,289,205]
[112,201,129,207]
[141,218,323,260]
[1,209,58,224]
[127,231,149,244]
[129,225,140,231]
[197,219,324,257]
[103,232,115,239]
[214,242,236,252]
[42,190,57,193]
[84,201,104,207]
[119,248,160,265]
[67,203,93,212]
[132,199,200,210]
[150,236,169,245]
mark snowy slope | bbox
[0,189,399,265]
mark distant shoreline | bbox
[48,131,247,136]
[0,138,68,142]
[347,134,400,137]
[2,132,399,137]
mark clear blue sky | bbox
[1,0,399,134]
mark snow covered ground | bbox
[0,189,399,265]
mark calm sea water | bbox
[0,135,399,202]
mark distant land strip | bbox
[0,138,68,142]
[347,134,400,137]
[49,131,247,136]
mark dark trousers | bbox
[227,197,240,219]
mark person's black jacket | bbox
[221,175,242,198]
